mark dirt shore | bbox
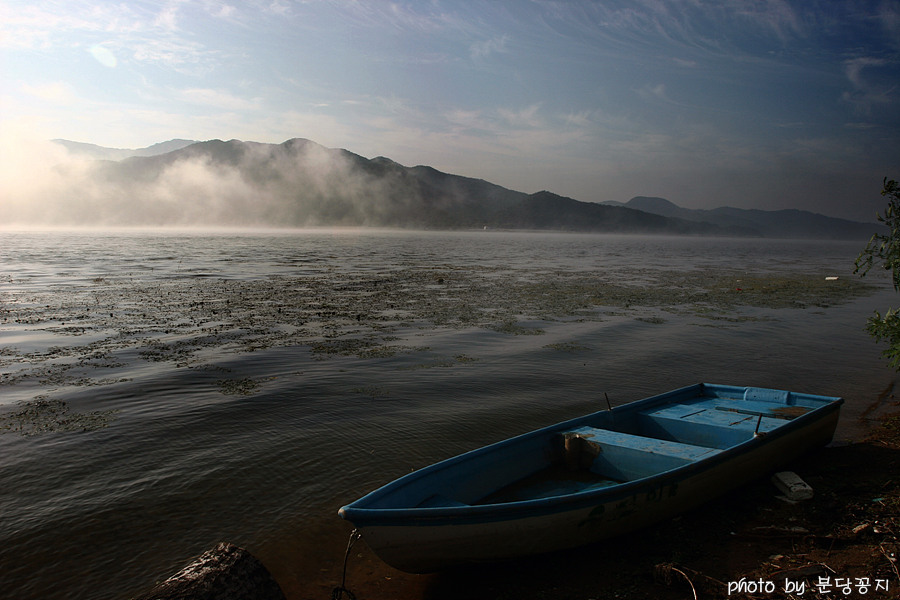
[309,398,900,600]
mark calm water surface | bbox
[0,229,896,599]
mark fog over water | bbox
[0,229,897,599]
[3,135,422,228]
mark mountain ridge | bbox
[49,138,877,237]
[609,196,876,239]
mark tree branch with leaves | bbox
[855,178,900,369]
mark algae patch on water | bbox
[217,377,261,396]
[0,266,878,392]
[544,342,591,353]
[703,274,863,309]
[396,353,479,371]
[488,320,545,335]
[353,385,390,399]
[0,398,118,435]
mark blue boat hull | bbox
[338,383,842,573]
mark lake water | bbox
[1,229,897,599]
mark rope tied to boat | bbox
[331,528,361,600]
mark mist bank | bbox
[4,137,879,238]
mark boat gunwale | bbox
[338,384,843,527]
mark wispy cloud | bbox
[153,2,182,32]
[498,104,543,128]
[731,0,805,41]
[130,38,216,73]
[844,56,885,89]
[842,56,895,113]
[470,34,510,59]
[330,1,467,35]
[176,88,261,111]
[211,4,237,20]
[636,83,667,101]
[0,0,222,73]
[0,2,110,49]
[844,122,877,130]
[877,2,900,42]
[672,57,698,68]
[531,0,812,64]
[562,110,594,128]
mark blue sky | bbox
[1,0,898,222]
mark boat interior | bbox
[421,391,818,508]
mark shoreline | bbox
[282,395,900,600]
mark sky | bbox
[1,0,899,223]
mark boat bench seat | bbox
[647,404,766,427]
[565,426,721,461]
[638,397,811,449]
[709,398,812,420]
[562,426,721,481]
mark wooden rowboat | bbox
[338,383,842,573]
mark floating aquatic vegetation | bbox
[355,345,401,359]
[488,320,545,336]
[353,385,390,398]
[544,342,591,353]
[217,378,261,396]
[0,264,878,393]
[635,316,667,325]
[309,336,379,358]
[356,344,431,359]
[703,274,863,309]
[0,397,118,435]
[397,354,479,371]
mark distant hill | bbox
[605,196,877,239]
[52,139,197,160]
[45,138,877,237]
[495,191,728,234]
